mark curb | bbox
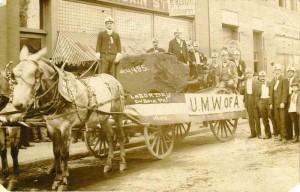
[20,119,248,170]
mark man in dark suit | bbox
[232,50,246,90]
[286,66,298,140]
[168,29,189,64]
[147,38,165,53]
[255,71,275,139]
[188,42,207,77]
[269,64,289,143]
[244,68,261,139]
[96,16,122,77]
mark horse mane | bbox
[39,58,57,79]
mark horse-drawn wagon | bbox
[50,32,247,160]
[0,31,247,190]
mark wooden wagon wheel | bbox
[174,123,191,142]
[144,124,175,159]
[209,119,238,141]
[208,87,238,141]
[84,126,117,159]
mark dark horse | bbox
[0,96,21,190]
[10,46,127,191]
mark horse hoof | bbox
[7,179,18,191]
[57,184,68,191]
[52,180,60,190]
[119,163,127,171]
[103,165,112,173]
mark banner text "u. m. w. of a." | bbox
[186,94,245,115]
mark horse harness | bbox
[9,59,123,125]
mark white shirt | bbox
[274,76,280,90]
[288,92,298,112]
[234,60,239,67]
[195,52,201,64]
[246,78,253,94]
[261,83,269,99]
[288,77,294,94]
[106,29,113,43]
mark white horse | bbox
[10,46,126,191]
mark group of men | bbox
[243,65,299,143]
[95,16,244,91]
[95,16,299,144]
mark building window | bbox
[20,0,46,56]
[20,37,42,53]
[253,32,263,73]
[279,0,286,7]
[222,24,238,59]
[20,0,43,29]
[291,0,298,11]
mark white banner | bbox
[168,0,195,16]
[185,94,245,115]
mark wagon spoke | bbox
[93,137,101,151]
[224,120,233,134]
[160,136,165,155]
[150,134,159,149]
[155,136,161,154]
[88,134,98,145]
[223,121,228,138]
[161,134,169,150]
[220,121,224,138]
[227,119,236,127]
[215,122,220,135]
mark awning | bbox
[52,31,97,66]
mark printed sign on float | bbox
[168,0,195,16]
[185,94,245,115]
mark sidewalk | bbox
[9,119,248,170]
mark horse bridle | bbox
[11,59,44,100]
[9,60,61,118]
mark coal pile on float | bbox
[116,53,190,94]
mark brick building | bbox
[0,0,299,83]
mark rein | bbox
[11,59,123,123]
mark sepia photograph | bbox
[0,0,299,191]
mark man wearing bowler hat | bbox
[95,16,122,77]
[168,29,189,64]
[269,64,289,143]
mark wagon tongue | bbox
[53,64,88,106]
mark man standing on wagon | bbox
[95,16,122,77]
[168,29,190,65]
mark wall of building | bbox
[55,0,193,54]
[196,0,300,80]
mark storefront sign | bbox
[276,25,300,39]
[168,0,195,16]
[103,0,169,12]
